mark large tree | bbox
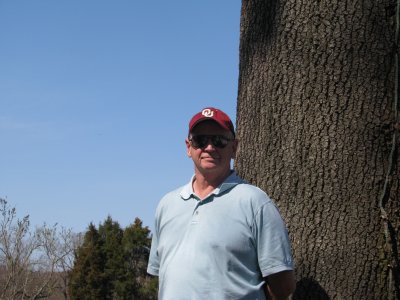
[235,0,400,299]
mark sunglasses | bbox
[189,135,233,149]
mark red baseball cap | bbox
[189,107,235,136]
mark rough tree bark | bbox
[235,0,400,299]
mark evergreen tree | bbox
[68,217,157,299]
[118,218,153,299]
[68,223,107,299]
[98,216,125,299]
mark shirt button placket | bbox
[191,203,201,224]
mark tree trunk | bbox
[235,0,400,298]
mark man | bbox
[147,107,295,299]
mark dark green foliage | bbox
[68,217,157,300]
[68,223,108,299]
[98,217,125,299]
[118,218,153,299]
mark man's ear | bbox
[185,138,192,157]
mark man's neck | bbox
[192,169,231,200]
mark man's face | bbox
[186,121,237,176]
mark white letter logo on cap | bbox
[202,108,214,117]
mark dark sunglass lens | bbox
[211,136,227,148]
[191,135,230,149]
[192,135,208,148]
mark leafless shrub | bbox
[0,198,82,300]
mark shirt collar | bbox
[180,171,244,200]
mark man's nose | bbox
[203,139,216,150]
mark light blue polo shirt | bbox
[147,172,294,300]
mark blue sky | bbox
[0,1,241,233]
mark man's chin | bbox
[201,165,218,171]
[197,162,218,171]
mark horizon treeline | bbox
[0,198,158,299]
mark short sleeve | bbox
[254,201,294,277]
[147,219,160,276]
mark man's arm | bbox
[264,270,296,300]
